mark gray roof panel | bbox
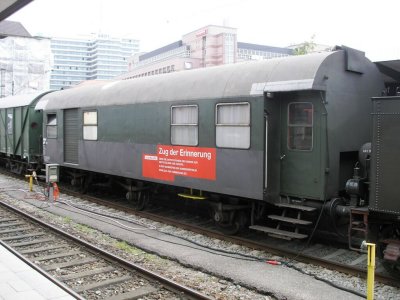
[0,91,52,109]
[41,51,339,111]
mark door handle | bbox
[280,154,286,160]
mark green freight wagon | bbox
[0,91,52,173]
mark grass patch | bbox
[75,223,96,234]
[115,241,144,255]
[143,253,159,261]
[63,216,72,223]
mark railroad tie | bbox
[321,248,347,260]
[0,218,18,223]
[106,285,159,300]
[1,232,46,241]
[349,254,367,266]
[0,226,32,234]
[0,221,25,228]
[19,244,69,254]
[43,257,98,271]
[31,250,82,262]
[73,275,133,293]
[8,237,55,247]
[57,266,116,281]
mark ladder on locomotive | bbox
[250,196,316,240]
[348,207,369,251]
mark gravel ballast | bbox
[1,175,399,299]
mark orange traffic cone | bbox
[53,182,59,201]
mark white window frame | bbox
[215,102,251,149]
[46,113,57,139]
[170,104,198,146]
[6,112,13,135]
[83,110,98,141]
[287,102,313,151]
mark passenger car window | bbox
[288,102,313,151]
[7,113,13,135]
[171,105,198,146]
[216,102,250,149]
[46,113,57,138]
[83,111,98,140]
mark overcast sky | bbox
[7,0,400,61]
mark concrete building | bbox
[50,34,139,90]
[121,25,293,80]
[182,25,237,67]
[0,20,52,97]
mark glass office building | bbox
[50,34,139,90]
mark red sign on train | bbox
[142,145,216,182]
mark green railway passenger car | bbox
[0,91,51,173]
[38,47,384,237]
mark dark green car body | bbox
[39,47,384,204]
[0,91,51,165]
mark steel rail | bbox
[0,239,84,299]
[1,168,398,287]
[60,189,400,288]
[0,201,214,300]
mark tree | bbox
[294,35,316,55]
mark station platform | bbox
[0,242,76,300]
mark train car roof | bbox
[0,91,52,109]
[40,49,362,110]
[374,60,400,84]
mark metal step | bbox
[249,225,308,239]
[268,215,312,225]
[275,203,316,212]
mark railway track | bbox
[0,201,213,300]
[1,168,399,290]
[59,187,400,288]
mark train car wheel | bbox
[126,190,149,211]
[212,209,247,235]
[378,225,400,279]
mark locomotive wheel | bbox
[126,190,149,211]
[378,225,400,279]
[213,209,247,235]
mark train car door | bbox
[6,109,13,155]
[279,93,323,200]
[0,110,4,153]
[64,108,79,164]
